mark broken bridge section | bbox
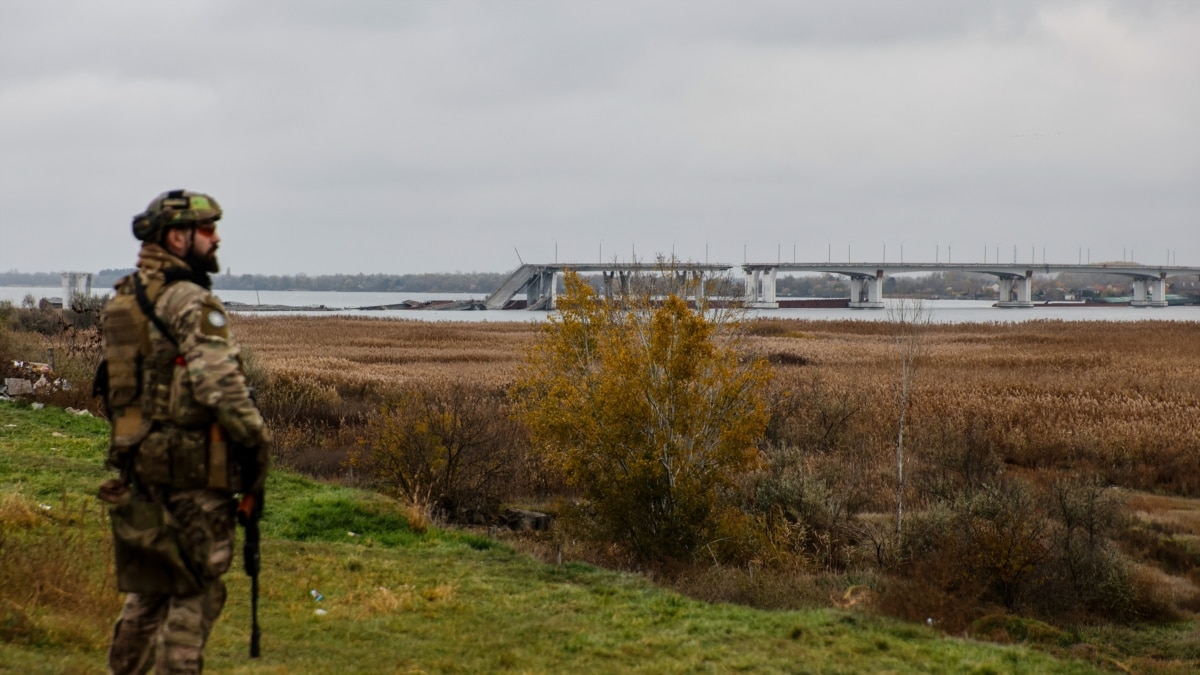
[483,262,734,310]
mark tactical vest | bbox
[98,272,235,491]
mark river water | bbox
[4,286,1199,324]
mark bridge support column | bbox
[745,267,778,308]
[1131,274,1169,307]
[849,270,884,309]
[522,268,560,310]
[997,271,1034,308]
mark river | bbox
[3,286,1198,324]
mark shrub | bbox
[744,443,875,571]
[952,480,1051,611]
[512,271,771,563]
[1033,476,1132,619]
[352,382,520,517]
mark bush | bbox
[7,303,60,336]
[1034,476,1132,619]
[513,271,771,563]
[743,444,874,571]
[351,382,521,518]
[951,480,1051,611]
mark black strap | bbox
[133,274,179,348]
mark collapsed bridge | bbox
[484,261,1200,310]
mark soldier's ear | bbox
[162,228,187,255]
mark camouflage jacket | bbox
[124,244,268,492]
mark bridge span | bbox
[485,261,1200,310]
[743,262,1200,309]
[483,262,732,310]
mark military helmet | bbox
[132,189,222,242]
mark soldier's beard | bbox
[187,248,220,274]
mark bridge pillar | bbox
[849,270,884,309]
[744,268,778,308]
[997,271,1034,308]
[1131,274,1169,307]
[521,268,559,310]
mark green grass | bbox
[0,401,1111,673]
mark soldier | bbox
[97,190,270,674]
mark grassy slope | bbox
[0,402,1102,674]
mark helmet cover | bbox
[132,189,222,242]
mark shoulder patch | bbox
[201,302,231,338]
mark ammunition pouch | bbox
[136,427,210,490]
[130,424,241,491]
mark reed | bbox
[238,315,1200,496]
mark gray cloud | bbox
[1,0,1196,275]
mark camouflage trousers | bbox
[108,489,235,675]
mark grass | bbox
[0,401,1105,674]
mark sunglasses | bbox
[195,222,218,236]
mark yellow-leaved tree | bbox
[512,268,771,562]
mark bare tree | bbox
[888,298,930,543]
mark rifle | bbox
[237,488,263,658]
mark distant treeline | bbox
[1,270,509,294]
[3,268,1191,298]
[209,272,509,294]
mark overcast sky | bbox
[1,0,1197,276]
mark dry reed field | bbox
[238,316,1198,470]
[236,315,535,389]
[750,318,1200,494]
[237,313,1200,502]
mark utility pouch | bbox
[171,428,210,490]
[135,430,174,486]
[101,289,150,410]
[106,406,152,471]
[99,479,201,596]
[136,427,209,489]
